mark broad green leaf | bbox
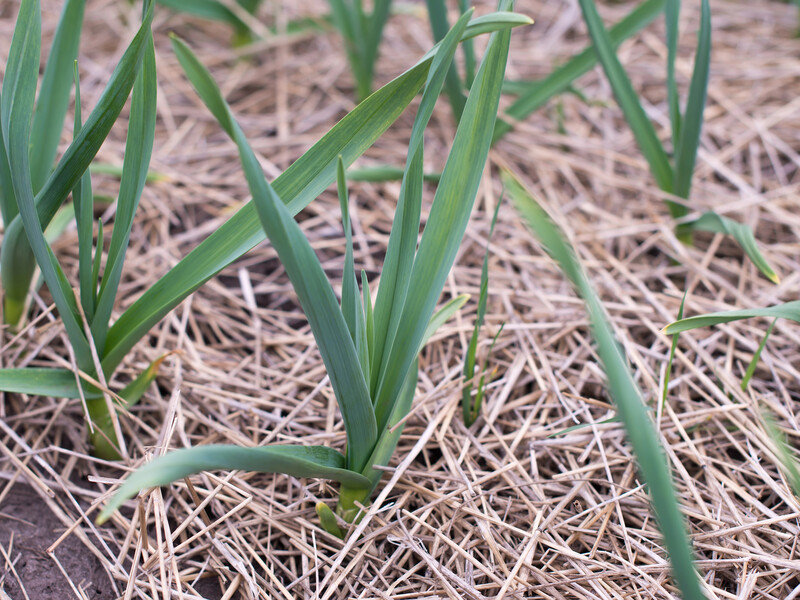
[29,0,86,194]
[672,0,710,202]
[0,368,96,399]
[97,444,370,523]
[93,34,157,353]
[371,10,471,395]
[688,211,779,283]
[374,3,512,431]
[169,34,377,472]
[505,170,705,600]
[346,165,440,183]
[664,301,800,334]
[495,0,663,142]
[101,11,531,375]
[577,0,674,197]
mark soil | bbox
[0,486,110,600]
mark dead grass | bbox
[1,0,800,598]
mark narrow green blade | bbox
[741,318,775,390]
[156,0,250,30]
[371,10,471,395]
[169,35,377,472]
[72,62,96,321]
[664,301,800,334]
[336,159,369,376]
[362,269,375,372]
[672,0,710,202]
[665,0,681,149]
[338,157,360,344]
[328,0,367,99]
[97,444,370,523]
[425,0,466,120]
[661,291,685,407]
[374,2,512,431]
[577,0,674,195]
[495,0,664,142]
[761,409,800,502]
[29,0,86,194]
[688,211,779,283]
[1,0,91,367]
[463,200,501,424]
[93,32,157,352]
[505,171,705,600]
[420,294,469,355]
[345,165,440,183]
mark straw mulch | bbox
[1,0,799,598]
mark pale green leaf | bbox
[97,444,370,523]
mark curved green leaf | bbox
[688,211,779,283]
[664,301,800,334]
[505,170,705,600]
[97,444,369,523]
[0,368,94,399]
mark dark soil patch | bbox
[0,485,110,600]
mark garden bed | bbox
[1,0,799,598]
